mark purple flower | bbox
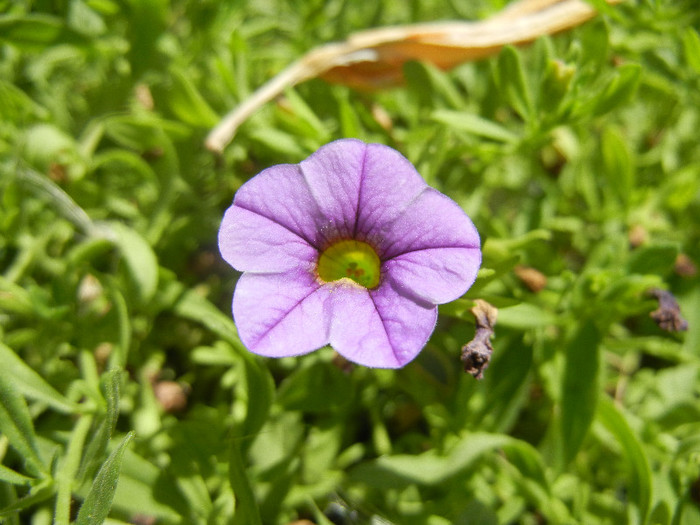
[218,139,481,368]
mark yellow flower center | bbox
[317,240,381,289]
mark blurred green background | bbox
[1,0,700,523]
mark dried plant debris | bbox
[648,288,689,332]
[674,254,698,278]
[514,265,547,293]
[206,0,621,152]
[462,299,498,379]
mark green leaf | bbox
[626,243,679,275]
[55,415,95,525]
[0,466,33,486]
[350,433,514,487]
[597,397,652,524]
[75,432,135,525]
[0,277,35,316]
[432,109,518,143]
[109,221,158,303]
[0,371,43,476]
[495,46,534,121]
[109,449,181,521]
[238,352,275,441]
[0,14,82,49]
[280,87,330,141]
[168,67,221,128]
[277,361,351,413]
[404,61,464,109]
[682,28,700,74]
[0,80,47,121]
[560,320,601,466]
[497,303,559,330]
[601,125,634,208]
[0,479,54,517]
[539,59,575,115]
[479,336,533,433]
[247,127,307,158]
[0,342,78,414]
[79,369,122,484]
[335,89,362,138]
[173,287,242,348]
[229,438,262,525]
[16,167,101,238]
[592,64,642,116]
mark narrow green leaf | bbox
[503,440,549,489]
[278,361,350,414]
[247,127,307,158]
[682,28,700,74]
[55,415,95,525]
[598,397,652,524]
[495,46,534,121]
[480,337,533,433]
[0,14,79,48]
[0,277,35,315]
[496,303,559,330]
[16,167,102,238]
[0,343,78,414]
[168,67,221,128]
[432,109,518,143]
[539,59,575,114]
[173,287,242,348]
[229,438,262,525]
[601,125,635,208]
[0,466,33,486]
[0,80,47,120]
[0,479,54,517]
[75,432,135,525]
[335,89,362,138]
[281,87,330,140]
[350,433,513,487]
[626,243,679,275]
[560,320,601,466]
[79,369,122,484]
[109,221,158,303]
[239,353,275,441]
[592,64,642,116]
[404,61,464,108]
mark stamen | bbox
[317,240,380,288]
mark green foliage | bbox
[1,0,700,523]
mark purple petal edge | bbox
[330,279,437,368]
[232,270,332,358]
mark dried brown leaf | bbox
[649,288,688,332]
[206,0,621,152]
[462,299,498,380]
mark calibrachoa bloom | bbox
[219,139,481,368]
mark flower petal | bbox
[232,163,327,249]
[233,269,332,357]
[219,205,318,273]
[355,143,427,241]
[376,188,481,303]
[298,139,366,241]
[377,187,481,259]
[329,280,437,368]
[384,247,481,304]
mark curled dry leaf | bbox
[462,299,498,380]
[207,0,620,152]
[648,288,688,333]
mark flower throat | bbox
[317,240,380,289]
